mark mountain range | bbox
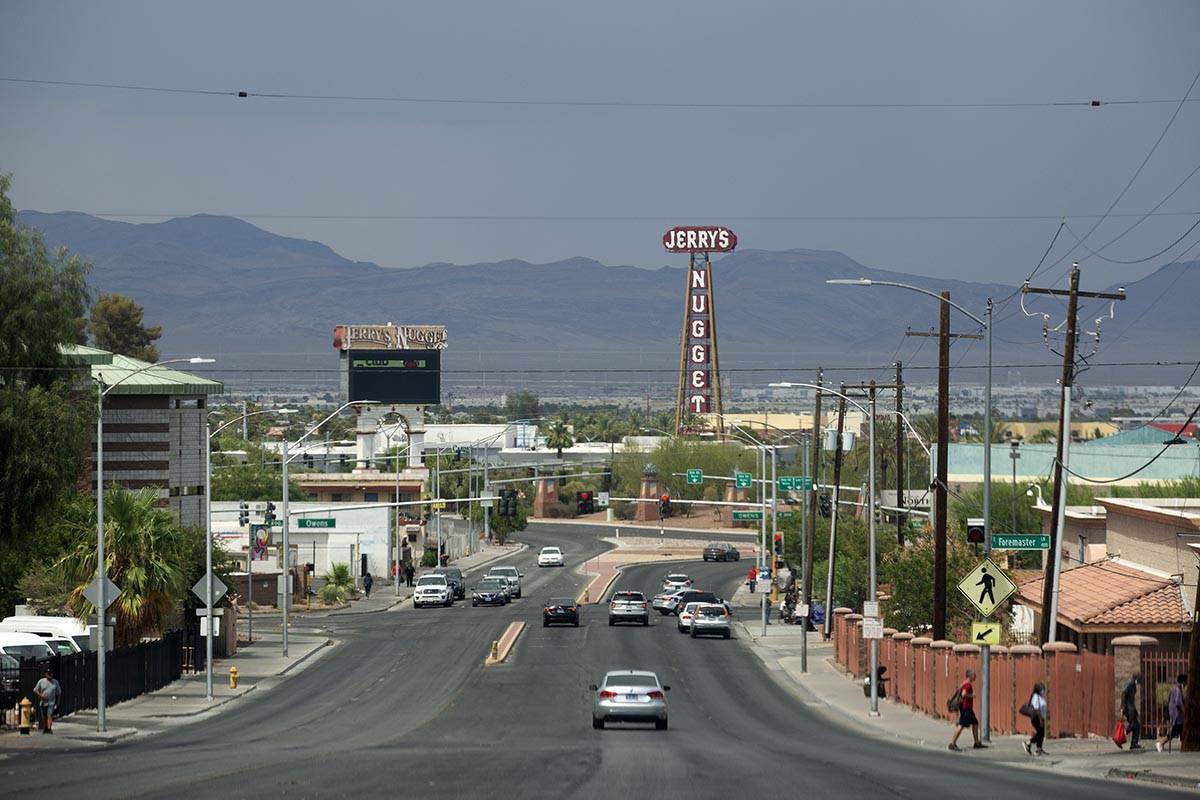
[17,210,1199,389]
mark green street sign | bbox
[991,534,1049,551]
[735,472,753,489]
[732,510,763,521]
[297,518,336,529]
[686,468,703,485]
[776,511,796,519]
[268,520,282,528]
[778,476,812,492]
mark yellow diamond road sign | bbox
[957,556,1016,618]
[970,622,1001,646]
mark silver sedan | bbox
[590,670,671,730]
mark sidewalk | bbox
[0,629,331,750]
[733,619,1200,790]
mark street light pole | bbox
[204,420,213,700]
[868,382,880,716]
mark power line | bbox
[1063,215,1200,265]
[5,76,1199,110]
[1056,395,1200,484]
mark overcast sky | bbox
[2,1,1198,287]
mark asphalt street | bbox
[2,521,1178,799]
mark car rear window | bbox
[547,598,574,606]
[613,592,645,601]
[699,606,726,617]
[667,575,688,581]
[604,673,659,688]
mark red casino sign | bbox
[662,226,738,253]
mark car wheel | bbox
[593,717,604,730]
[608,618,615,626]
[723,631,731,639]
[472,601,478,607]
[655,719,668,730]
[642,617,649,626]
[573,621,579,627]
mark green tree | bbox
[88,293,162,361]
[318,563,354,605]
[545,419,574,458]
[0,173,94,614]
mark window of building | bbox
[364,492,379,503]
[331,492,346,502]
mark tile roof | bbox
[1017,559,1187,627]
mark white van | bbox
[0,616,92,652]
[0,632,54,661]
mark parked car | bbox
[432,567,466,599]
[590,670,670,730]
[661,574,693,591]
[608,591,649,626]
[669,590,722,615]
[0,615,92,651]
[43,637,81,655]
[677,601,708,633]
[487,566,523,598]
[651,589,690,615]
[703,542,741,562]
[537,546,565,567]
[0,632,55,661]
[689,604,732,639]
[413,575,453,608]
[472,578,510,607]
[542,598,580,627]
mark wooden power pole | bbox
[804,368,823,609]
[895,361,905,546]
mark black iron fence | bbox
[2,629,192,720]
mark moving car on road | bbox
[487,566,523,598]
[472,578,510,607]
[590,670,670,730]
[661,573,693,591]
[432,567,466,600]
[542,597,580,627]
[703,542,741,562]
[651,589,689,615]
[537,546,565,567]
[413,575,453,608]
[608,591,649,626]
[677,601,707,633]
[690,604,732,639]
[669,590,722,615]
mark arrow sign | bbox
[735,472,752,489]
[971,621,1001,646]
[83,574,121,610]
[686,468,703,485]
[192,574,228,605]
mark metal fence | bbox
[2,629,190,721]
[1141,649,1188,739]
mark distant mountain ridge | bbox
[17,210,1199,387]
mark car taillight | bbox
[568,607,577,613]
[647,690,665,700]
[640,602,647,608]
[599,690,617,699]
[610,602,617,608]
[544,607,553,613]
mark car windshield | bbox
[417,577,446,586]
[48,640,75,655]
[2,644,51,659]
[605,672,659,688]
[541,547,560,553]
[479,580,504,590]
[72,635,91,650]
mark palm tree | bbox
[319,563,355,605]
[59,488,189,647]
[545,419,574,458]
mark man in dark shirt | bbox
[1121,672,1142,750]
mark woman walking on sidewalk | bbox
[747,566,758,593]
[1022,682,1047,755]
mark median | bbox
[485,621,525,666]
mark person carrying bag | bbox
[1020,683,1047,755]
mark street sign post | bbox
[991,534,1050,550]
[686,468,703,485]
[778,476,812,492]
[83,575,121,610]
[957,557,1017,617]
[735,472,752,489]
[297,518,336,529]
[971,622,1001,646]
[191,574,228,605]
[732,510,763,521]
[862,617,885,640]
[777,511,796,520]
[597,492,610,508]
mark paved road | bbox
[3,523,1177,798]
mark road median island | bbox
[485,621,525,666]
[575,536,743,605]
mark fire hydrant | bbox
[490,640,499,660]
[229,666,240,689]
[18,696,33,735]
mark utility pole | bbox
[895,361,905,546]
[822,391,847,640]
[1025,264,1123,643]
[906,293,981,641]
[805,368,822,616]
[1183,561,1200,751]
[242,400,248,440]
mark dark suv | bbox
[703,543,741,562]
[432,567,465,600]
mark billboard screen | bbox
[347,349,441,405]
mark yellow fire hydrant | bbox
[18,696,33,735]
[229,666,240,689]
[490,640,499,660]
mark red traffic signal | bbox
[580,492,590,500]
[773,533,783,555]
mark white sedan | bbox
[538,546,565,567]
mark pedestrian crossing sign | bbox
[957,556,1016,618]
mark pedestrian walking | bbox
[747,566,758,593]
[863,665,889,699]
[1120,672,1143,750]
[405,561,415,587]
[948,668,984,751]
[1157,673,1186,752]
[34,667,61,734]
[1021,682,1048,755]
[363,571,374,598]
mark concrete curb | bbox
[144,685,258,718]
[485,621,525,666]
[53,726,140,744]
[531,517,759,538]
[575,553,707,606]
[460,543,529,575]
[279,637,334,676]
[327,598,407,617]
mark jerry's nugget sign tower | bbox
[664,226,736,436]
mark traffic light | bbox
[500,489,518,517]
[576,491,593,515]
[818,494,832,519]
[303,452,314,468]
[658,494,672,518]
[773,533,783,555]
[264,501,276,524]
[238,501,249,526]
[966,517,985,544]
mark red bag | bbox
[1112,720,1127,746]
